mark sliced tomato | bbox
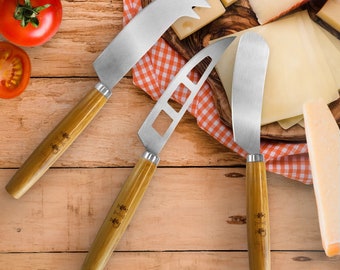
[0,42,31,99]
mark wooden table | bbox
[1,1,340,269]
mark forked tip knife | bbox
[81,37,236,270]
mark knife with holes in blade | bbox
[231,32,271,270]
[81,37,235,270]
[6,0,212,199]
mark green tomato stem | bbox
[14,0,51,28]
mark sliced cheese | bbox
[248,0,308,24]
[298,119,305,128]
[215,11,340,125]
[317,0,340,32]
[311,19,340,91]
[303,99,340,257]
[171,0,225,40]
[278,115,303,130]
[220,0,237,8]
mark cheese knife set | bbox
[4,0,340,269]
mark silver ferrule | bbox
[247,153,264,163]
[95,82,112,98]
[142,151,160,165]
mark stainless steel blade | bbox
[138,37,235,155]
[231,32,269,154]
[93,0,210,93]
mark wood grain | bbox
[0,252,339,270]
[246,160,270,270]
[0,78,242,169]
[82,154,158,270]
[0,168,325,252]
[0,1,339,269]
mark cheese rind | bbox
[215,11,340,125]
[317,0,340,32]
[171,0,225,40]
[303,99,340,257]
[248,0,308,24]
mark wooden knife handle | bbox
[6,85,110,199]
[81,151,159,270]
[246,154,271,270]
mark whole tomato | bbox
[0,42,31,98]
[0,0,62,47]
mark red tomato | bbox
[0,42,31,98]
[0,0,62,47]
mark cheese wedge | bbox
[303,99,340,257]
[215,11,340,125]
[220,0,237,8]
[298,119,305,128]
[317,0,340,32]
[278,115,303,130]
[248,0,308,24]
[171,0,225,40]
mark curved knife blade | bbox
[139,37,236,155]
[81,37,235,270]
[231,32,269,154]
[231,32,271,270]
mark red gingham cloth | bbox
[123,0,312,184]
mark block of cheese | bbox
[248,0,309,24]
[220,0,237,8]
[303,99,340,257]
[215,11,340,125]
[317,0,340,32]
[171,0,225,40]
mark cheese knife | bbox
[81,37,235,270]
[231,32,270,270]
[6,0,211,199]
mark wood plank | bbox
[0,168,322,252]
[0,78,243,168]
[21,0,124,77]
[0,252,339,270]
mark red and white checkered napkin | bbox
[123,0,312,184]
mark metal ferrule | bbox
[95,82,112,99]
[247,153,264,163]
[142,151,160,165]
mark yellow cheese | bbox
[311,18,340,91]
[171,0,225,40]
[278,115,303,130]
[248,0,308,24]
[317,0,340,32]
[303,99,340,257]
[215,11,340,125]
[220,0,237,8]
[298,119,305,128]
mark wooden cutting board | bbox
[141,0,340,142]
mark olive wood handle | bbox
[246,155,271,270]
[81,151,159,270]
[6,87,109,199]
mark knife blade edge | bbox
[231,32,269,154]
[93,0,211,91]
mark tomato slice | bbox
[0,41,31,98]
